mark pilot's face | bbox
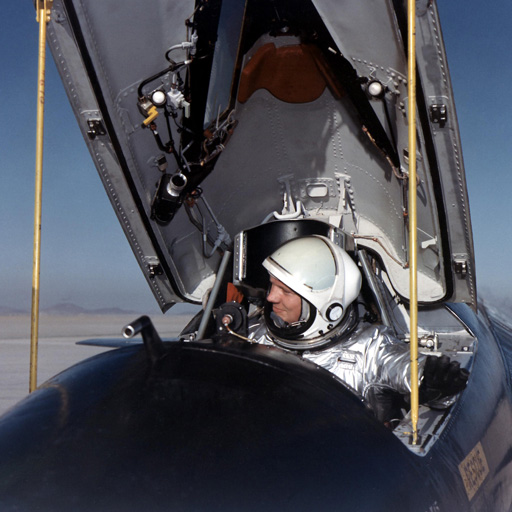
[267,276,302,324]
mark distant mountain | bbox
[42,303,89,315]
[0,302,199,316]
[0,306,28,316]
[0,303,140,316]
[41,303,141,316]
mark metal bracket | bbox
[453,256,468,278]
[148,264,163,279]
[429,104,447,128]
[404,333,438,351]
[36,0,54,23]
[145,257,163,279]
[275,176,304,220]
[87,119,106,140]
[233,231,247,284]
[419,333,439,351]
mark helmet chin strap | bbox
[266,296,310,328]
[269,306,308,329]
[269,311,288,328]
[264,300,316,339]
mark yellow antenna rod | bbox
[30,1,52,393]
[407,0,419,444]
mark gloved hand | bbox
[366,386,407,426]
[419,355,469,403]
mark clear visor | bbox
[266,237,336,291]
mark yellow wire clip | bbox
[142,105,159,127]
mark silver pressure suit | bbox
[249,318,425,400]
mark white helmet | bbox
[262,235,362,350]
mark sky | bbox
[1,1,512,315]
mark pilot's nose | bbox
[267,285,279,303]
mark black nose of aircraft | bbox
[0,340,438,511]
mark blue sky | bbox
[1,1,511,314]
[1,3,162,312]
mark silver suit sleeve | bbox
[304,325,425,398]
[249,317,424,398]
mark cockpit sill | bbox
[109,297,475,456]
[393,304,478,456]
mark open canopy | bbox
[46,0,475,310]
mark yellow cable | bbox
[407,0,419,444]
[225,324,254,343]
[30,1,52,392]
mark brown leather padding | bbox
[226,282,244,303]
[238,43,343,104]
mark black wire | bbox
[137,63,176,98]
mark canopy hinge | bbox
[87,119,106,140]
[453,256,468,278]
[429,104,447,128]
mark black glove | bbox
[366,387,407,426]
[419,355,469,403]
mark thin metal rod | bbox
[407,0,419,444]
[357,249,393,329]
[197,251,232,339]
[30,2,50,392]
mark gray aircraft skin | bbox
[1,0,512,510]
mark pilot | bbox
[248,235,469,424]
